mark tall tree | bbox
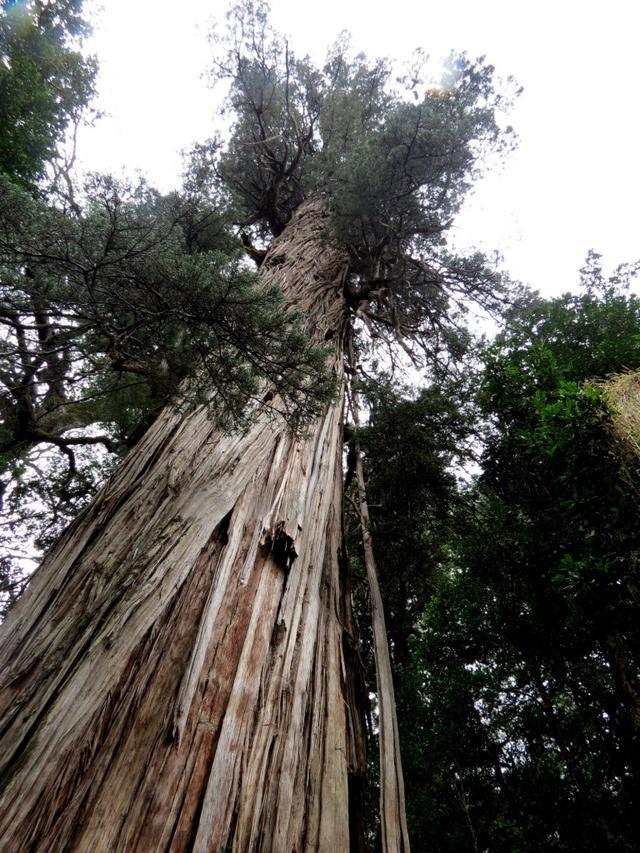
[0,2,513,848]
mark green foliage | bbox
[0,172,334,437]
[0,0,97,189]
[356,266,640,850]
[484,250,640,419]
[216,3,514,247]
[355,374,473,657]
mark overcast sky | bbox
[78,0,640,296]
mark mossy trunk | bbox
[0,200,368,852]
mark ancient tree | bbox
[0,4,512,849]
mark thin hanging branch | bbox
[346,334,411,853]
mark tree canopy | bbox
[211,0,515,368]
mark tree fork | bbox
[0,199,368,852]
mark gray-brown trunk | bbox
[0,200,367,852]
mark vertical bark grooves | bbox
[0,199,367,851]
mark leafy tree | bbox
[362,262,640,850]
[210,0,515,365]
[0,0,97,189]
[468,259,640,848]
[350,374,473,671]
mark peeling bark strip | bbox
[0,200,367,852]
[350,381,410,853]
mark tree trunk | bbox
[0,200,368,852]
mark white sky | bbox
[78,0,640,296]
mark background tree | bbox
[358,257,640,850]
[0,0,96,602]
[345,374,475,850]
[0,0,97,190]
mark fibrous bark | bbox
[0,200,367,852]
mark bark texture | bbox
[0,200,367,852]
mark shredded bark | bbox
[0,199,367,852]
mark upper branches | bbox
[205,1,519,374]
